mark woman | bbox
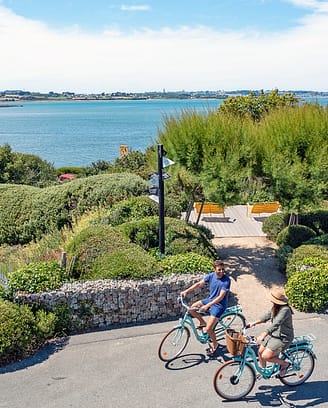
[248,287,294,377]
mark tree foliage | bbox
[158,101,328,211]
[0,144,57,187]
[218,89,299,121]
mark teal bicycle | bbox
[213,327,316,401]
[158,295,246,362]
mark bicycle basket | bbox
[226,328,246,356]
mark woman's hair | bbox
[271,303,294,317]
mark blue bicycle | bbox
[158,296,246,361]
[213,327,316,401]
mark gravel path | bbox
[213,236,286,321]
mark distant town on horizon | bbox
[1,88,328,102]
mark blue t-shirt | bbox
[204,272,231,308]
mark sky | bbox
[0,0,328,93]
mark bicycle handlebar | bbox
[177,295,206,314]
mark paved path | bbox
[0,314,327,408]
[1,233,327,408]
[187,205,269,237]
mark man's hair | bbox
[213,260,224,267]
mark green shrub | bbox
[0,300,35,364]
[92,245,158,279]
[53,302,72,335]
[276,225,317,248]
[66,226,131,279]
[117,216,216,258]
[262,213,289,241]
[306,233,328,246]
[34,309,57,342]
[299,210,328,235]
[275,245,294,272]
[159,252,213,275]
[8,261,66,294]
[0,173,148,245]
[286,267,328,312]
[108,196,158,226]
[286,244,328,278]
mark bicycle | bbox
[213,327,317,401]
[158,295,246,361]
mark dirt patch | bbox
[212,236,287,321]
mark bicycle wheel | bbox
[215,313,246,341]
[158,327,190,362]
[213,360,256,401]
[279,348,315,386]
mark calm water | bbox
[0,99,222,168]
[0,97,327,168]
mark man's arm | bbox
[181,279,205,297]
[201,289,227,310]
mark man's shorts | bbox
[201,298,225,318]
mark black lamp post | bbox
[157,144,165,255]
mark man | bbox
[180,260,230,356]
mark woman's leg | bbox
[260,347,289,373]
[258,345,267,368]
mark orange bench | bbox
[194,202,225,217]
[247,201,281,217]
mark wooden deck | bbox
[184,205,269,237]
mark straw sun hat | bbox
[268,287,288,305]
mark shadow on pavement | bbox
[0,336,69,374]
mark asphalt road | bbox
[0,311,327,408]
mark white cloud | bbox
[287,0,328,13]
[0,4,327,92]
[120,5,150,11]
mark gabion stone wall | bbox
[15,274,209,331]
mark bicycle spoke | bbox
[213,360,256,401]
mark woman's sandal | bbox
[279,362,291,377]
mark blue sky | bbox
[1,0,328,92]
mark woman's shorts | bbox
[201,298,225,318]
[262,335,291,352]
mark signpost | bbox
[148,144,175,255]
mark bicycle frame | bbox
[174,297,245,345]
[231,333,317,381]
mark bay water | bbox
[0,99,222,168]
[0,97,327,168]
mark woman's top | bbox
[260,305,294,342]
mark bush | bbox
[262,213,289,241]
[286,267,328,312]
[159,252,213,275]
[92,245,158,279]
[8,261,66,294]
[0,300,35,364]
[286,244,328,278]
[66,226,132,279]
[117,216,216,258]
[306,233,328,246]
[0,173,148,245]
[275,245,294,272]
[299,210,328,235]
[276,225,317,248]
[108,196,158,226]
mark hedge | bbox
[0,173,148,245]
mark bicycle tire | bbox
[158,326,190,362]
[215,312,246,341]
[213,360,256,401]
[279,348,315,386]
